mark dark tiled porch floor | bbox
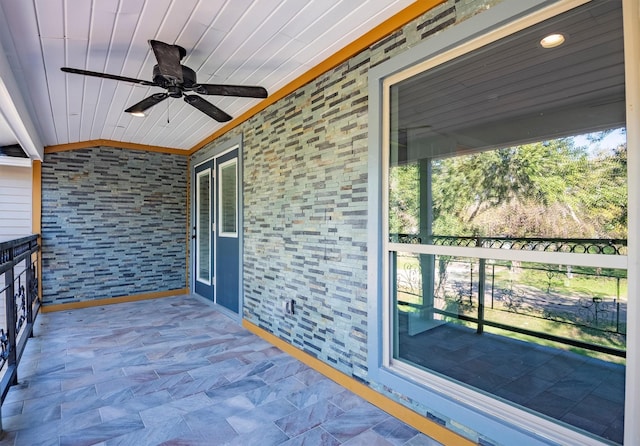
[399,320,625,444]
[0,295,442,446]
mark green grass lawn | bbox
[499,264,627,299]
[396,254,627,298]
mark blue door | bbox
[215,149,240,313]
[194,160,214,300]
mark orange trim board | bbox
[44,139,189,156]
[32,160,42,234]
[32,160,43,302]
[40,288,189,313]
[185,158,192,288]
[242,319,474,446]
[188,0,446,154]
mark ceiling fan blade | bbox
[149,40,184,83]
[61,67,157,86]
[125,93,169,114]
[193,84,268,98]
[184,95,232,122]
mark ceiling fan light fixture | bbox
[129,111,146,117]
[540,33,565,48]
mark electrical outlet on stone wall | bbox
[282,299,295,315]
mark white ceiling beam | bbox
[0,42,44,160]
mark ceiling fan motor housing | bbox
[152,64,197,92]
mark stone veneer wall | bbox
[223,0,501,376]
[193,0,500,439]
[41,146,187,305]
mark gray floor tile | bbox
[321,403,390,442]
[275,399,344,438]
[373,417,421,445]
[139,392,214,428]
[1,295,443,446]
[182,395,254,427]
[243,375,308,407]
[285,376,345,409]
[224,422,290,446]
[59,414,145,446]
[227,398,298,434]
[341,429,395,446]
[328,389,368,412]
[281,427,340,446]
[105,417,193,446]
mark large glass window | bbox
[385,1,627,443]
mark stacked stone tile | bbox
[196,1,495,384]
[41,146,187,304]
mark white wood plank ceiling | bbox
[396,0,625,153]
[0,0,416,151]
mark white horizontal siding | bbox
[0,165,32,240]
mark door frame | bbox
[194,160,214,299]
[190,135,243,320]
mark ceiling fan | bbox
[61,40,268,122]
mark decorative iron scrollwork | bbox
[0,329,9,366]
[30,262,39,304]
[391,234,627,255]
[16,283,26,333]
[389,233,422,244]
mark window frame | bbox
[367,0,639,444]
[218,157,238,238]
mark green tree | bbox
[389,164,419,235]
[431,138,588,236]
[390,131,627,240]
[574,145,627,238]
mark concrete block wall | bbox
[197,0,501,380]
[41,146,187,305]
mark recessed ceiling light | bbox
[540,33,565,49]
[129,111,146,117]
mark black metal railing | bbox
[390,233,627,255]
[391,234,628,359]
[0,235,40,406]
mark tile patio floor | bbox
[0,295,443,446]
[399,320,625,444]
